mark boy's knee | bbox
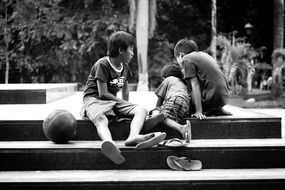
[93,114,108,125]
[133,106,147,116]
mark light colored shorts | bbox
[80,96,137,121]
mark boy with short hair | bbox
[81,31,165,164]
[174,39,231,119]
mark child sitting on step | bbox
[174,39,231,119]
[80,31,166,165]
[149,64,192,143]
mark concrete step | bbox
[0,114,281,141]
[1,169,285,190]
[1,139,285,170]
[0,83,78,104]
[0,92,281,140]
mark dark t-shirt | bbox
[83,57,132,99]
[182,51,229,109]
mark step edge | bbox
[0,169,285,182]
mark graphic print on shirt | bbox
[109,76,125,88]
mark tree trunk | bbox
[136,0,149,91]
[273,0,284,49]
[4,5,9,84]
[272,0,284,96]
[210,0,217,59]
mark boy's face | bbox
[176,53,183,68]
[121,46,134,64]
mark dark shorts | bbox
[80,96,137,121]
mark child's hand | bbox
[191,112,206,120]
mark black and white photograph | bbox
[0,0,285,189]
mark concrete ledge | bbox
[0,83,78,104]
[1,140,285,170]
[1,169,285,190]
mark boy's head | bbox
[161,65,183,79]
[108,31,135,58]
[174,39,198,57]
[174,39,198,66]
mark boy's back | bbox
[182,51,229,110]
[155,76,190,103]
[183,51,227,87]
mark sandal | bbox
[159,138,185,147]
[167,155,202,171]
[184,120,192,143]
[136,132,166,149]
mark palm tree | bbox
[272,0,284,96]
[3,0,10,83]
[273,0,284,49]
[129,0,156,91]
[217,34,257,95]
[210,0,217,59]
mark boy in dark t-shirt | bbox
[174,39,231,119]
[80,31,166,164]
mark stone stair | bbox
[0,83,78,104]
[0,90,284,189]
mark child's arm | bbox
[122,81,129,101]
[156,96,163,107]
[97,79,125,102]
[190,77,206,119]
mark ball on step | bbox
[43,109,77,144]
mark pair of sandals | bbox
[101,132,167,164]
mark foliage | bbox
[0,0,274,90]
[156,0,211,49]
[272,49,285,64]
[0,0,129,84]
[216,33,258,95]
[271,48,285,97]
[148,35,173,90]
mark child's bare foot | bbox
[180,120,191,143]
[125,133,155,146]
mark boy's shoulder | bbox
[95,56,108,66]
[163,76,180,83]
[182,51,212,62]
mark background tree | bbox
[129,0,157,91]
[273,0,284,49]
[210,0,217,59]
[0,0,276,92]
[272,0,284,96]
[0,0,130,85]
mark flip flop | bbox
[159,138,185,147]
[166,155,202,171]
[184,120,192,143]
[101,141,126,164]
[143,113,165,130]
[136,132,167,149]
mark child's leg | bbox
[125,106,155,146]
[92,114,113,142]
[92,114,125,164]
[162,118,191,142]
